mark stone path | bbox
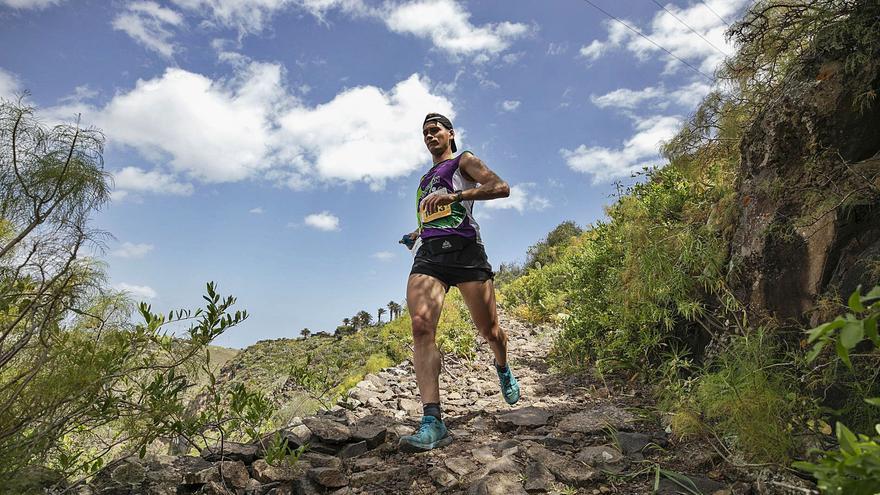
[83,313,812,494]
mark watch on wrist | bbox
[454,190,463,202]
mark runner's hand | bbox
[399,231,418,250]
[421,192,455,214]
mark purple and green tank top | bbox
[416,151,482,244]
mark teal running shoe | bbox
[497,363,520,405]
[398,416,452,453]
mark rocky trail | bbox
[83,314,812,495]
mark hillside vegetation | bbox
[499,0,880,485]
[206,288,475,426]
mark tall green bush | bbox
[0,99,253,483]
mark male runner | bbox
[397,113,520,453]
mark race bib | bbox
[419,202,452,224]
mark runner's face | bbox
[422,121,452,154]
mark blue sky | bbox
[0,0,748,348]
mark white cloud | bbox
[62,63,452,192]
[500,100,520,112]
[579,21,629,63]
[501,51,524,65]
[249,207,264,214]
[579,0,748,75]
[579,40,605,62]
[0,68,21,100]
[58,85,99,104]
[591,86,665,110]
[113,166,194,196]
[1,0,62,8]
[115,283,157,300]
[276,73,454,190]
[560,115,681,183]
[170,0,369,34]
[484,183,550,213]
[112,1,184,58]
[99,63,289,183]
[547,42,567,56]
[168,0,527,60]
[384,0,531,60]
[668,81,714,108]
[372,251,395,261]
[112,242,155,259]
[590,81,713,112]
[304,211,340,231]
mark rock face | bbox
[731,56,880,323]
[82,313,787,494]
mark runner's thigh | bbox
[407,274,448,331]
[457,279,498,332]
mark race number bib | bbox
[420,202,452,223]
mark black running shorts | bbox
[410,235,494,289]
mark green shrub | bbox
[694,331,801,462]
[793,419,880,494]
[795,286,880,492]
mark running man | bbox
[398,113,520,453]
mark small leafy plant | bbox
[805,285,880,369]
[792,416,880,495]
[796,286,880,492]
[263,431,308,467]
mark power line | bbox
[700,1,730,27]
[648,0,729,57]
[581,0,714,81]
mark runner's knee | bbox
[411,314,437,341]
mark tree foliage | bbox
[0,99,254,483]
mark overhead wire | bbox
[580,0,714,82]
[648,0,730,57]
[700,1,730,28]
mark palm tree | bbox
[356,310,373,328]
[377,307,386,324]
[391,301,403,320]
[301,328,311,338]
[387,301,396,320]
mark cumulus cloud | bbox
[0,68,21,100]
[112,1,184,58]
[500,100,520,112]
[115,283,157,300]
[63,63,452,192]
[304,211,340,231]
[113,167,194,196]
[484,183,550,213]
[561,115,681,183]
[1,0,63,8]
[384,0,531,60]
[99,63,288,183]
[276,73,454,190]
[579,0,748,74]
[112,242,155,259]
